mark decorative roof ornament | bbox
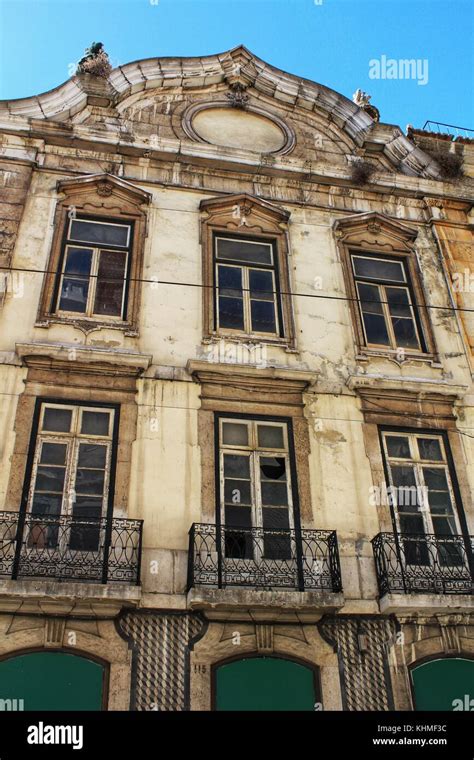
[76,42,112,78]
[226,83,250,109]
[352,89,380,122]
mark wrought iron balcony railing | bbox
[372,532,474,597]
[0,511,143,585]
[187,523,342,593]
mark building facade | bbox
[0,45,473,711]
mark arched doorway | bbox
[411,658,474,711]
[214,655,319,711]
[0,650,107,710]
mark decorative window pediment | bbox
[36,173,151,335]
[334,212,439,364]
[200,194,296,350]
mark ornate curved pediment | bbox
[0,45,443,179]
[333,211,419,252]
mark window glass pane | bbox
[391,317,420,349]
[70,498,104,550]
[422,467,449,493]
[432,515,457,536]
[262,508,290,531]
[31,493,62,516]
[224,479,252,505]
[218,297,244,330]
[401,531,429,565]
[436,535,464,567]
[428,491,453,515]
[218,265,243,297]
[224,525,253,559]
[27,515,60,549]
[78,444,107,469]
[70,219,129,248]
[357,282,384,314]
[35,466,66,493]
[249,270,274,301]
[391,465,419,509]
[40,443,67,465]
[250,300,276,333]
[386,287,412,318]
[391,465,417,488]
[222,422,248,446]
[260,456,287,480]
[399,515,425,534]
[58,278,90,313]
[353,256,406,283]
[69,519,101,551]
[263,528,292,559]
[93,251,127,317]
[42,407,72,433]
[258,427,285,450]
[362,313,390,345]
[261,482,289,506]
[418,438,443,461]
[63,247,93,276]
[385,436,410,458]
[223,454,250,478]
[72,496,103,518]
[75,469,105,496]
[224,505,252,528]
[81,411,110,436]
[216,237,273,266]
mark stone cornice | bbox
[187,359,316,391]
[0,45,447,180]
[15,342,152,377]
[347,374,468,398]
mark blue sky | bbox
[0,0,472,131]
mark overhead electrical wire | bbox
[1,264,473,314]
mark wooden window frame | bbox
[54,216,132,321]
[21,398,120,525]
[200,194,296,350]
[380,429,463,540]
[351,251,425,352]
[334,213,439,364]
[219,418,294,536]
[36,174,151,336]
[214,233,284,339]
[214,412,303,532]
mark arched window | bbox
[411,657,474,711]
[214,655,319,711]
[0,650,107,710]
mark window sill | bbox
[355,349,442,368]
[35,315,139,337]
[203,332,298,353]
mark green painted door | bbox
[0,651,105,711]
[411,658,474,711]
[215,656,317,711]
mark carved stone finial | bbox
[353,89,372,107]
[353,89,380,122]
[226,83,249,109]
[76,42,112,78]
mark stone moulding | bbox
[0,45,444,180]
[15,342,152,378]
[181,100,296,156]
